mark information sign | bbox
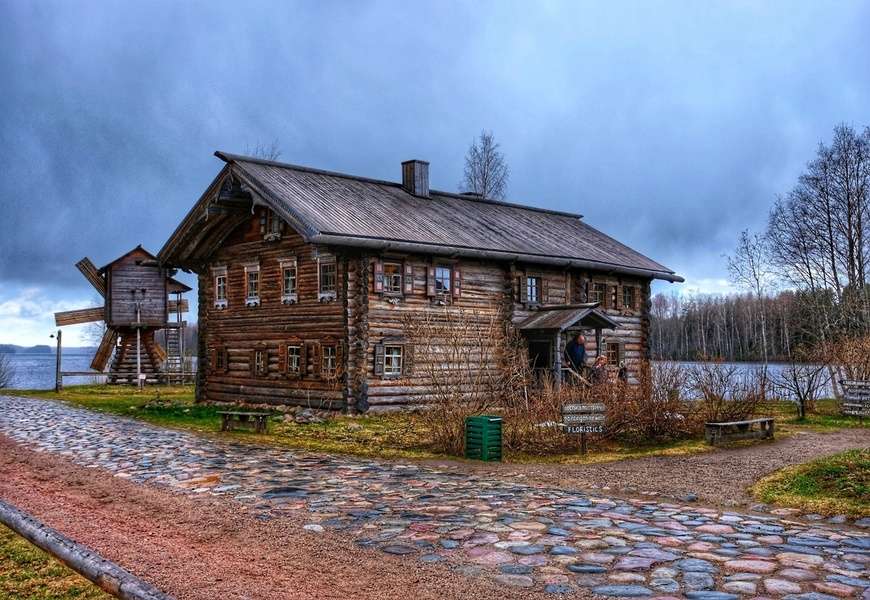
[562,413,607,423]
[563,425,609,434]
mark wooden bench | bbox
[705,418,774,446]
[839,380,870,417]
[219,411,270,434]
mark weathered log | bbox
[0,498,175,600]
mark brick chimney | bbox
[401,159,429,198]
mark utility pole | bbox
[52,329,62,392]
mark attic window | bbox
[261,209,284,242]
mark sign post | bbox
[562,403,607,455]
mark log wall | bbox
[195,212,655,411]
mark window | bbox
[212,266,227,309]
[592,282,606,304]
[621,285,636,310]
[321,345,337,377]
[210,347,228,374]
[243,263,260,306]
[427,265,461,299]
[312,339,342,379]
[605,341,623,366]
[286,345,301,375]
[280,257,298,304]
[251,346,268,376]
[526,276,540,303]
[261,209,284,241]
[374,338,413,379]
[278,340,307,378]
[318,255,337,301]
[215,348,227,372]
[518,272,547,307]
[384,263,403,294]
[373,260,413,297]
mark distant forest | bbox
[649,288,861,362]
[0,344,52,354]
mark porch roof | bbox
[516,304,620,332]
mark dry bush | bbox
[605,361,703,442]
[685,359,767,422]
[826,334,870,383]
[403,309,502,455]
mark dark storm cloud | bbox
[2,0,870,344]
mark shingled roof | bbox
[158,152,682,283]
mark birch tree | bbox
[459,130,510,200]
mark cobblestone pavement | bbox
[1,395,868,599]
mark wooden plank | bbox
[563,413,607,423]
[55,306,104,326]
[168,299,189,313]
[563,403,606,413]
[76,257,105,297]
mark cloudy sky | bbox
[2,0,869,347]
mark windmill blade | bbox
[153,341,167,363]
[90,329,119,372]
[76,257,105,298]
[54,306,104,327]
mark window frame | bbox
[211,266,228,309]
[426,265,461,300]
[251,343,269,377]
[374,337,414,380]
[279,257,298,304]
[278,339,307,378]
[318,255,337,301]
[243,262,261,307]
[312,338,343,380]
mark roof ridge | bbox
[214,151,584,220]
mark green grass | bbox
[750,449,870,518]
[0,525,111,599]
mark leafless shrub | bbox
[826,334,870,383]
[686,358,767,422]
[605,361,703,442]
[769,347,831,419]
[403,309,502,455]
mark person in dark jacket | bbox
[563,333,586,372]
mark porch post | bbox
[554,331,563,390]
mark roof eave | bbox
[310,233,684,283]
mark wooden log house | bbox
[157,153,682,413]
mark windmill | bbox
[54,247,191,385]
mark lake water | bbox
[1,354,833,398]
[2,353,106,390]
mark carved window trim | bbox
[318,255,337,302]
[278,338,307,378]
[279,256,298,305]
[211,266,228,310]
[243,262,260,307]
[374,337,414,380]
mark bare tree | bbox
[245,140,282,161]
[765,123,870,342]
[459,130,509,200]
[724,230,776,364]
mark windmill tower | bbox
[54,246,191,385]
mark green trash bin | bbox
[465,415,502,462]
